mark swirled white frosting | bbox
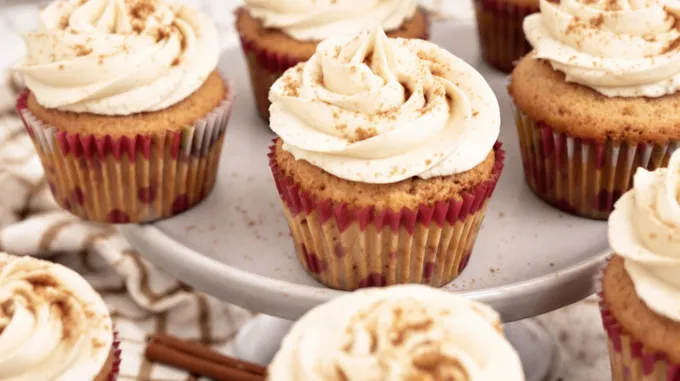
[0,253,113,381]
[16,0,219,116]
[524,0,680,97]
[268,285,524,381]
[244,0,418,41]
[609,150,680,322]
[269,28,500,184]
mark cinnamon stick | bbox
[145,334,267,381]
[150,333,266,376]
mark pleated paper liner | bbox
[237,7,431,122]
[513,106,678,220]
[473,0,538,73]
[108,331,121,381]
[269,141,505,291]
[596,258,680,381]
[16,81,234,224]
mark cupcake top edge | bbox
[524,0,680,98]
[0,252,113,381]
[268,27,500,185]
[15,0,220,116]
[268,284,525,381]
[243,0,419,42]
[608,149,680,323]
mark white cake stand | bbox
[119,21,610,381]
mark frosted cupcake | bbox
[15,0,234,223]
[236,0,430,121]
[473,0,539,72]
[600,149,680,380]
[510,0,680,220]
[0,253,119,380]
[269,28,504,291]
[269,285,525,380]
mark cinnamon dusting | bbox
[662,37,680,54]
[340,299,473,379]
[354,127,378,142]
[589,14,604,28]
[59,15,70,30]
[282,75,300,97]
[129,0,157,20]
[74,44,93,57]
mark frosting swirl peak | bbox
[268,285,524,381]
[0,253,113,381]
[524,0,680,97]
[609,150,680,322]
[16,0,219,115]
[269,28,500,184]
[244,0,418,41]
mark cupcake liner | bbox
[237,7,431,121]
[109,331,121,381]
[513,105,678,220]
[268,141,505,291]
[236,6,310,122]
[239,37,296,121]
[16,79,234,224]
[596,259,680,381]
[473,0,538,73]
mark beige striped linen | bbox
[0,72,254,381]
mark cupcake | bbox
[235,0,430,121]
[600,150,680,380]
[0,253,120,380]
[268,28,504,291]
[15,0,234,223]
[473,0,539,73]
[269,285,525,380]
[509,0,680,220]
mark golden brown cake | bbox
[236,1,430,121]
[510,57,680,144]
[273,140,497,211]
[473,0,539,73]
[268,28,503,290]
[26,72,227,136]
[602,256,680,366]
[15,0,234,223]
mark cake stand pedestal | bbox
[119,20,610,381]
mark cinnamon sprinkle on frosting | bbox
[0,253,113,380]
[524,0,680,98]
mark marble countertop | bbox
[0,1,611,380]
